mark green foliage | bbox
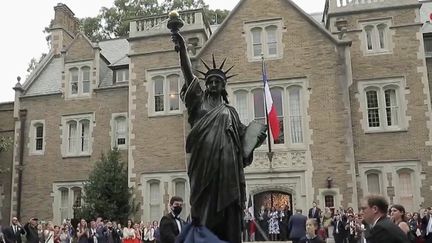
[205,9,230,25]
[0,136,12,153]
[76,148,139,223]
[26,53,47,76]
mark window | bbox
[62,114,93,157]
[324,195,334,208]
[115,69,129,83]
[174,179,187,219]
[66,63,92,98]
[398,170,414,212]
[360,20,392,55]
[366,172,381,194]
[244,19,283,61]
[424,36,432,57]
[111,113,128,149]
[358,78,405,132]
[232,81,306,148]
[147,69,183,116]
[149,181,161,221]
[53,182,83,224]
[29,120,45,155]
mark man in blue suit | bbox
[288,209,307,243]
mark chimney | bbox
[49,3,79,55]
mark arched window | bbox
[81,66,91,94]
[366,89,380,127]
[384,88,398,126]
[67,121,78,153]
[149,181,160,221]
[35,123,44,151]
[271,87,284,144]
[174,179,187,219]
[288,86,303,144]
[251,27,262,57]
[114,116,127,147]
[377,24,387,49]
[167,74,180,111]
[266,25,278,56]
[253,89,265,125]
[69,68,79,95]
[59,187,69,222]
[153,76,164,112]
[366,171,381,194]
[398,170,413,212]
[364,25,374,51]
[234,90,249,124]
[79,119,90,153]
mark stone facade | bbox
[3,0,432,224]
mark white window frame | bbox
[147,68,183,117]
[359,19,392,55]
[357,78,406,133]
[172,178,188,219]
[61,113,94,157]
[244,18,284,62]
[111,112,128,150]
[52,182,84,225]
[65,62,93,99]
[230,79,307,150]
[115,68,129,83]
[396,168,415,212]
[148,179,161,222]
[365,169,382,194]
[29,120,46,155]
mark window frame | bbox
[61,114,94,157]
[111,113,128,150]
[365,169,382,194]
[147,69,183,117]
[115,68,129,83]
[52,182,84,225]
[359,19,392,55]
[244,19,284,62]
[148,179,161,222]
[358,78,406,133]
[29,120,46,155]
[230,79,307,150]
[65,62,93,99]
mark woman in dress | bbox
[390,204,410,234]
[122,220,135,243]
[268,206,280,241]
[76,219,89,243]
[132,223,141,243]
[43,222,55,243]
[59,224,71,243]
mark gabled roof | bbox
[98,38,129,66]
[25,57,63,96]
[196,0,350,59]
[62,32,98,53]
[22,51,55,92]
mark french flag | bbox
[262,62,280,142]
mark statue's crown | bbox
[197,54,236,83]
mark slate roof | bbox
[25,57,63,96]
[98,38,129,65]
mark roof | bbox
[310,12,324,25]
[98,38,129,65]
[24,57,63,96]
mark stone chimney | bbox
[49,3,79,55]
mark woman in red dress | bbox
[122,220,135,243]
[133,223,141,243]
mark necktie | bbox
[14,226,16,233]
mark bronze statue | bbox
[168,11,266,243]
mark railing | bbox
[335,0,384,8]
[130,9,209,38]
[326,0,417,14]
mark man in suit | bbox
[332,213,347,243]
[287,209,307,243]
[4,217,26,243]
[361,194,409,243]
[159,196,185,243]
[422,207,432,243]
[24,218,39,243]
[308,202,321,227]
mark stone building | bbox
[3,0,432,225]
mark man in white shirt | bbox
[422,207,432,243]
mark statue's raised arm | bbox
[167,11,194,86]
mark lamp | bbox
[327,177,333,189]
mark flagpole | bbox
[261,54,274,164]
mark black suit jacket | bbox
[308,207,321,225]
[159,214,185,243]
[23,223,39,243]
[8,225,25,243]
[365,217,410,243]
[332,219,347,237]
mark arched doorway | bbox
[253,190,293,216]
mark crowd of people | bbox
[3,194,432,243]
[0,217,161,243]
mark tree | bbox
[205,8,230,25]
[0,136,12,153]
[26,53,47,77]
[77,148,138,222]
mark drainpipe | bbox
[16,109,27,219]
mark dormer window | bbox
[65,62,93,99]
[360,19,392,55]
[115,69,129,83]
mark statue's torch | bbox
[167,10,184,52]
